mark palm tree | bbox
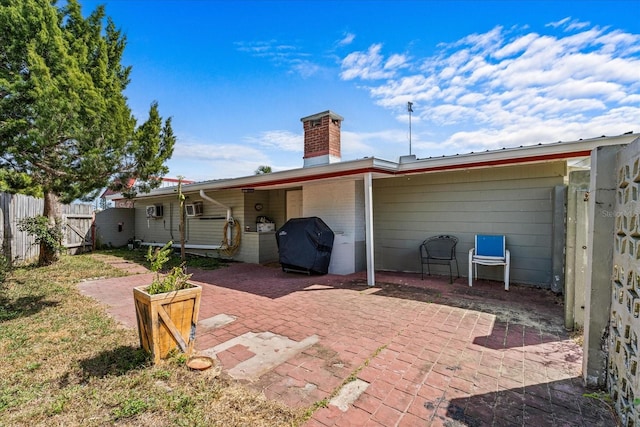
[255,165,272,175]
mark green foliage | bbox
[17,216,63,255]
[0,252,10,283]
[0,0,175,203]
[112,397,149,420]
[254,165,272,174]
[145,241,192,295]
[100,246,224,270]
[0,253,312,425]
[0,169,43,198]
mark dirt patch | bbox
[343,279,567,335]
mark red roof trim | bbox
[220,167,394,189]
[217,149,591,190]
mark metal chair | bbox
[419,235,459,283]
[468,234,511,291]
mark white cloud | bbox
[545,17,591,32]
[165,138,274,181]
[290,60,322,78]
[244,130,302,152]
[338,32,356,46]
[339,22,640,154]
[340,44,399,80]
[235,39,322,77]
[384,53,409,70]
[341,129,406,156]
[174,141,269,162]
[546,17,572,29]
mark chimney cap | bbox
[300,110,344,123]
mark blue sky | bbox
[80,0,640,182]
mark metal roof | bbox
[135,132,638,199]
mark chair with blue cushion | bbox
[468,234,510,291]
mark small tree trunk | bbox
[40,191,61,265]
[178,178,186,262]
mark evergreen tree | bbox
[0,169,43,198]
[0,0,175,264]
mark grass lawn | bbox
[0,253,308,426]
[99,246,228,271]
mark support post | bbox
[364,173,375,287]
[583,145,620,387]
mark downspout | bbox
[199,190,236,250]
[199,189,232,220]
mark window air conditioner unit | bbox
[185,201,203,217]
[146,204,163,218]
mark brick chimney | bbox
[301,110,343,167]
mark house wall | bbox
[134,190,243,250]
[354,180,367,272]
[236,189,282,263]
[243,190,272,231]
[372,161,567,286]
[302,179,365,274]
[94,208,135,248]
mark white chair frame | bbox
[468,235,511,291]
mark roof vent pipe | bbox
[199,189,232,220]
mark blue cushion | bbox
[476,235,505,257]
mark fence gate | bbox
[609,140,640,426]
[62,209,94,253]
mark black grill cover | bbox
[276,217,335,275]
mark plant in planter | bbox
[133,241,202,364]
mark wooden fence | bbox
[0,192,94,265]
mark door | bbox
[286,190,302,221]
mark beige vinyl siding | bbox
[134,196,182,244]
[187,190,243,249]
[373,161,567,286]
[134,190,244,248]
[354,180,366,271]
[267,189,287,229]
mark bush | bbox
[17,216,63,253]
[146,241,192,295]
[0,253,9,283]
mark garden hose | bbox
[220,218,241,257]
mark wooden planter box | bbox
[133,284,202,364]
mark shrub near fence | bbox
[0,192,94,265]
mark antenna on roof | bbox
[407,101,414,155]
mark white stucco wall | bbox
[302,179,363,275]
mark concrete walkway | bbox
[79,256,616,426]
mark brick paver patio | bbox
[79,255,616,426]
